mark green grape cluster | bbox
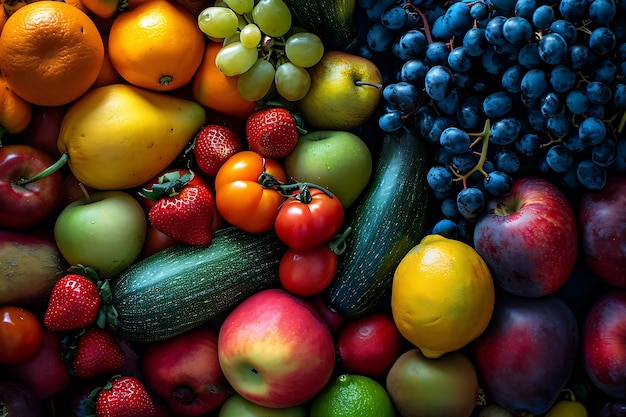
[197,0,325,102]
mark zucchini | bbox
[283,0,357,50]
[324,126,433,318]
[111,227,285,342]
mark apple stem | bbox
[355,80,383,89]
[16,153,69,186]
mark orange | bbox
[91,34,123,88]
[0,71,32,133]
[0,7,7,33]
[0,1,104,106]
[108,0,205,91]
[192,41,258,121]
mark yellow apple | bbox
[297,51,383,131]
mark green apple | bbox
[218,393,307,417]
[297,50,383,131]
[283,130,372,209]
[54,190,147,279]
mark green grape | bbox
[237,59,276,101]
[285,32,324,68]
[224,0,254,14]
[198,7,239,39]
[215,42,259,76]
[240,23,262,48]
[222,31,241,47]
[252,0,292,38]
[275,62,311,101]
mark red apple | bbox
[8,329,72,400]
[142,326,231,416]
[308,293,347,335]
[582,289,626,399]
[21,105,68,159]
[579,176,626,288]
[218,288,336,408]
[473,176,578,297]
[0,144,64,230]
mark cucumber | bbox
[111,227,285,342]
[324,126,433,318]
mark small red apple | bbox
[21,104,67,159]
[473,176,578,297]
[142,326,231,416]
[308,293,346,335]
[579,176,626,288]
[218,289,336,408]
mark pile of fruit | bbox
[0,0,626,416]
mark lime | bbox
[309,374,396,417]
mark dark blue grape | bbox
[521,68,549,99]
[586,103,605,119]
[546,113,572,138]
[453,71,473,89]
[579,117,607,145]
[485,15,509,46]
[366,22,397,51]
[383,82,422,113]
[482,48,510,74]
[559,0,586,22]
[483,91,513,118]
[490,116,521,145]
[550,20,577,45]
[515,0,536,20]
[516,131,543,155]
[565,89,589,114]
[538,33,568,65]
[435,147,454,165]
[426,116,453,144]
[424,65,454,100]
[399,59,429,84]
[576,159,607,190]
[527,108,548,131]
[503,16,533,44]
[381,6,409,30]
[549,64,577,93]
[568,44,591,70]
[493,150,520,173]
[518,43,541,68]
[432,219,459,238]
[378,110,404,132]
[441,197,461,220]
[562,131,587,153]
[457,101,483,130]
[447,47,473,72]
[586,81,612,105]
[589,0,616,24]
[589,27,617,56]
[540,92,562,117]
[392,29,428,60]
[545,144,574,173]
[532,4,555,29]
[463,27,488,57]
[451,151,478,174]
[456,187,485,220]
[484,170,513,196]
[427,165,455,193]
[614,83,626,107]
[425,42,451,65]
[592,139,618,167]
[364,0,396,21]
[431,15,453,41]
[442,1,474,36]
[501,64,524,93]
[434,88,460,115]
[440,127,471,154]
[591,59,617,84]
[470,1,490,20]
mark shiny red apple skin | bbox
[473,176,578,297]
[308,293,347,335]
[142,326,231,416]
[218,289,336,408]
[0,144,64,230]
[582,289,626,399]
[579,176,626,288]
[22,105,67,159]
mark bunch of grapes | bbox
[197,0,325,102]
[357,0,626,240]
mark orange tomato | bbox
[214,151,287,233]
[0,306,43,365]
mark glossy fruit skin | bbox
[579,176,626,287]
[471,293,579,416]
[214,151,287,233]
[274,188,344,250]
[0,144,63,230]
[279,245,338,296]
[193,124,244,176]
[43,274,102,331]
[246,107,300,159]
[0,306,43,365]
[22,104,67,159]
[582,290,626,399]
[473,176,578,297]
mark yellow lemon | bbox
[544,399,588,417]
[391,234,495,358]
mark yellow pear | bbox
[57,84,206,190]
[297,51,383,131]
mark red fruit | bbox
[336,312,405,378]
[71,328,126,379]
[193,124,244,176]
[43,273,102,332]
[246,107,300,159]
[95,376,157,417]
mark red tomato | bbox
[0,306,44,365]
[279,245,338,296]
[214,150,287,233]
[274,187,344,250]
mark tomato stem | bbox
[328,226,352,255]
[258,171,335,201]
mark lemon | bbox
[309,374,396,417]
[391,234,495,358]
[544,399,588,417]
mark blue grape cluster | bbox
[355,0,626,240]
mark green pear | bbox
[297,51,383,131]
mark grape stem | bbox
[402,2,433,44]
[451,119,492,188]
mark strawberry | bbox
[246,107,302,159]
[142,171,215,246]
[93,376,157,417]
[70,328,126,379]
[192,124,243,176]
[44,265,116,331]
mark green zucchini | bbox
[111,227,285,342]
[324,126,433,318]
[283,0,357,50]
